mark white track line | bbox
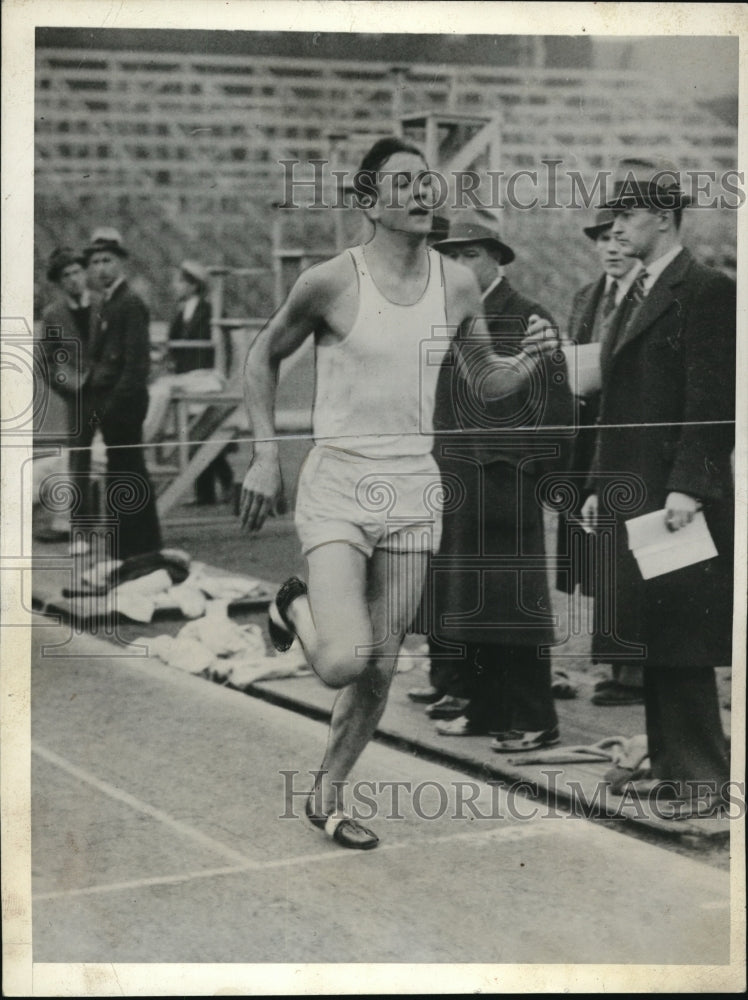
[32,742,254,867]
[36,825,552,903]
[33,739,553,902]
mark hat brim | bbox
[599,190,692,211]
[47,254,86,281]
[583,222,614,241]
[432,236,515,265]
[83,243,129,262]
[180,267,208,289]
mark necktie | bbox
[600,270,649,361]
[600,278,618,322]
[629,269,649,309]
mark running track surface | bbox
[29,623,734,980]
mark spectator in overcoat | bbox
[77,227,162,559]
[582,159,734,814]
[555,209,644,706]
[36,247,101,541]
[422,218,569,753]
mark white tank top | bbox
[313,244,451,458]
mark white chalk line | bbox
[33,739,551,902]
[32,741,253,867]
[35,826,550,903]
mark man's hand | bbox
[581,493,598,532]
[239,456,284,532]
[664,491,702,532]
[522,313,564,351]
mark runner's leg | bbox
[314,547,428,815]
[285,541,373,688]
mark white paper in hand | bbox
[561,342,602,396]
[625,509,718,580]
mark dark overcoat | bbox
[427,279,567,647]
[40,292,101,396]
[554,276,604,594]
[38,291,101,437]
[88,280,151,421]
[588,249,735,668]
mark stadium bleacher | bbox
[35,41,737,324]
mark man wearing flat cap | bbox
[419,216,568,753]
[37,248,100,540]
[555,208,644,706]
[75,227,162,559]
[581,158,735,814]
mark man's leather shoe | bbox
[407,685,442,704]
[591,682,644,706]
[491,727,560,753]
[436,716,499,737]
[426,695,470,720]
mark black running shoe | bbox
[268,576,307,652]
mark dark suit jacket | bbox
[168,297,214,374]
[88,280,151,417]
[588,248,735,667]
[40,291,101,396]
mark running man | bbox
[240,137,558,849]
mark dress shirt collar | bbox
[641,245,684,291]
[605,260,642,305]
[181,295,200,323]
[103,276,126,302]
[65,289,91,310]
[480,273,503,301]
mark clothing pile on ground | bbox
[139,603,311,689]
[65,548,269,623]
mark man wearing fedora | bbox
[76,227,162,559]
[581,158,735,814]
[37,248,100,541]
[421,216,567,753]
[555,209,645,707]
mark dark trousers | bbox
[429,639,558,733]
[69,389,162,560]
[468,643,558,734]
[426,635,469,699]
[195,449,234,504]
[644,667,729,795]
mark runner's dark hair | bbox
[353,136,426,205]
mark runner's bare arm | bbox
[240,264,334,532]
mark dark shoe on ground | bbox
[593,678,616,693]
[591,682,644,706]
[407,685,443,704]
[305,796,379,850]
[426,695,470,720]
[491,728,561,754]
[435,716,496,737]
[268,576,307,652]
[657,796,729,821]
[551,670,578,700]
[612,776,680,802]
[34,527,69,543]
